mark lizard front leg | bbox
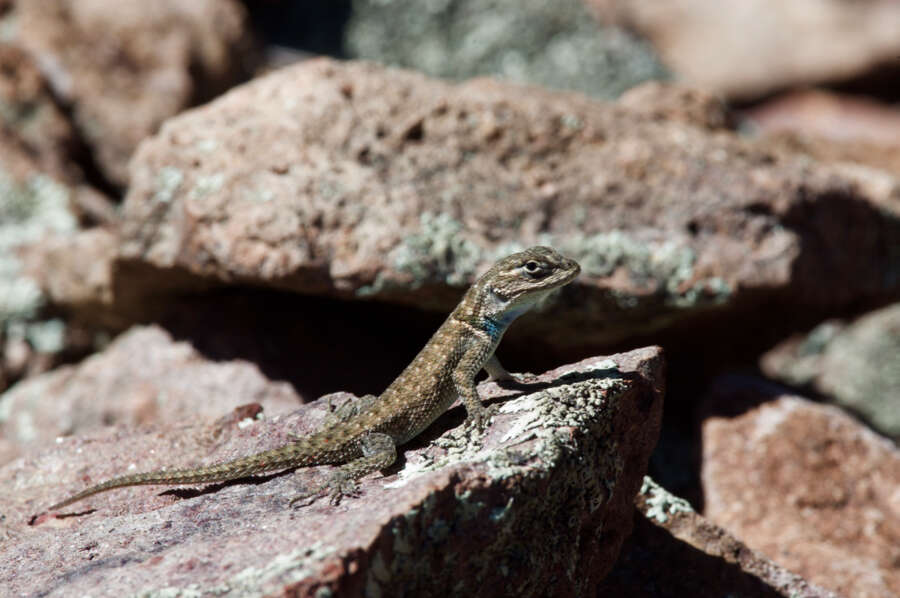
[483,354,516,382]
[290,432,396,507]
[453,342,497,431]
[484,354,539,388]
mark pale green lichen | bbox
[372,360,635,594]
[358,211,487,296]
[0,171,76,341]
[640,475,693,523]
[550,230,732,309]
[24,318,65,352]
[390,211,482,286]
[194,139,218,153]
[346,0,667,99]
[153,167,184,204]
[187,173,225,203]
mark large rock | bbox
[0,43,80,181]
[12,0,258,186]
[591,0,900,99]
[0,325,303,466]
[761,302,900,439]
[0,50,116,392]
[106,60,899,357]
[1,348,664,596]
[0,136,84,394]
[598,477,840,598]
[702,379,900,598]
[346,0,667,99]
[744,90,900,176]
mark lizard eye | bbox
[523,260,543,276]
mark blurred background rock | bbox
[1,1,898,596]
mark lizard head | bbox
[461,246,581,326]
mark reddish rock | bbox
[14,0,258,186]
[746,90,900,146]
[104,60,899,357]
[0,134,88,395]
[761,303,900,439]
[598,477,841,598]
[0,348,664,596]
[0,326,302,466]
[591,0,900,99]
[20,228,117,318]
[0,42,79,181]
[702,378,900,598]
[618,81,734,130]
[744,90,900,175]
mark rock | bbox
[591,0,900,99]
[1,348,664,596]
[746,90,900,147]
[0,139,81,393]
[743,90,900,175]
[13,0,258,187]
[702,379,900,598]
[19,228,117,320]
[345,0,667,99]
[618,81,734,130]
[0,43,80,181]
[0,325,302,466]
[111,59,899,358]
[761,302,900,439]
[598,477,841,598]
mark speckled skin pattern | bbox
[48,246,580,511]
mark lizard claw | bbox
[466,403,497,433]
[290,472,361,508]
[289,491,319,509]
[326,472,361,505]
[494,372,542,390]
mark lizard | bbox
[46,246,580,512]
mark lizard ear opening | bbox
[489,287,511,305]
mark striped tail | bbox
[47,443,327,512]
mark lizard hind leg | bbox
[288,394,379,443]
[289,432,397,508]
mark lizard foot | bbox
[289,471,361,508]
[465,403,498,433]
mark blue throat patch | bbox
[482,305,529,341]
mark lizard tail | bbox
[47,445,323,512]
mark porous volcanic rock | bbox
[108,60,899,357]
[1,348,663,597]
[13,0,258,186]
[591,0,900,99]
[702,378,900,598]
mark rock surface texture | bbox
[761,302,900,438]
[591,0,900,99]
[745,90,900,176]
[58,59,898,356]
[0,325,303,466]
[346,0,667,99]
[1,348,663,597]
[0,42,80,182]
[598,477,841,598]
[12,0,257,186]
[702,378,900,598]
